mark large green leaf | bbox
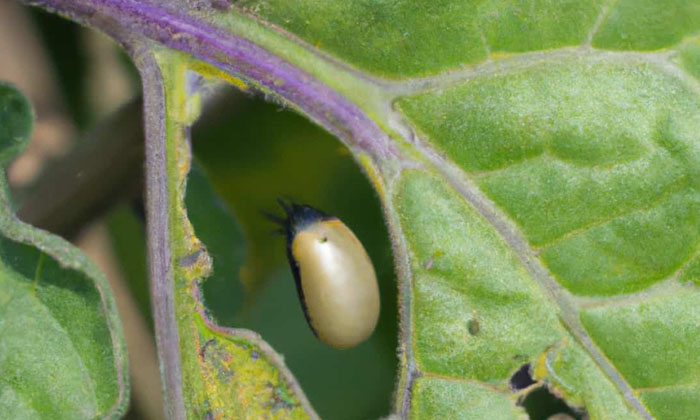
[0,82,128,418]
[236,0,606,77]
[392,54,700,418]
[223,1,700,418]
[24,0,700,418]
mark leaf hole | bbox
[510,363,535,391]
[519,385,584,420]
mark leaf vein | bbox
[584,0,619,47]
[401,125,654,419]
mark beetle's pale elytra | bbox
[268,200,380,349]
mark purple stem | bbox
[21,0,397,161]
[136,51,186,419]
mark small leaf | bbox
[0,82,128,418]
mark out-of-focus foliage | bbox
[0,81,128,419]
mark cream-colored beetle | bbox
[271,200,380,349]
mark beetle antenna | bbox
[270,227,286,236]
[276,196,294,214]
[261,209,286,226]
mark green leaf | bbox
[411,377,526,420]
[592,0,700,50]
[390,46,700,420]
[236,0,606,78]
[221,1,700,418]
[0,82,128,418]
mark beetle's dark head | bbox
[263,198,334,238]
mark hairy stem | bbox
[16,1,396,418]
[136,50,186,420]
[20,0,396,161]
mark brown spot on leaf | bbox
[467,318,480,335]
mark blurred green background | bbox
[191,94,398,420]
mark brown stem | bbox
[17,98,144,237]
[17,86,243,237]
